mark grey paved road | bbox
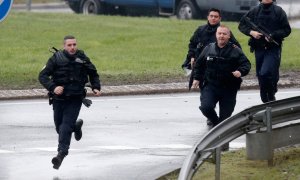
[0,89,300,180]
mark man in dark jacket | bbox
[39,35,101,169]
[192,25,251,128]
[182,8,241,70]
[183,8,241,126]
[238,0,291,103]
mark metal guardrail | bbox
[178,96,300,180]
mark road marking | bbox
[230,142,246,149]
[91,90,300,102]
[0,149,14,154]
[1,89,299,106]
[0,143,245,155]
[92,146,140,150]
[0,144,193,154]
[91,144,192,150]
[30,147,59,152]
[149,144,192,149]
[0,143,244,155]
[0,101,47,106]
[30,147,81,152]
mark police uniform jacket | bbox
[238,2,291,48]
[193,42,251,90]
[39,49,101,98]
[187,22,241,61]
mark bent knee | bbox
[199,105,215,113]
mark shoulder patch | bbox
[232,44,238,48]
[75,58,86,64]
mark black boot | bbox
[221,142,229,151]
[267,89,276,102]
[74,119,83,141]
[206,119,213,126]
[52,152,65,170]
[260,90,269,103]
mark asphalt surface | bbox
[2,2,299,179]
[1,90,300,180]
[0,93,205,180]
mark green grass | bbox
[1,12,299,89]
[13,0,62,4]
[159,147,300,180]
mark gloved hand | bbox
[82,98,92,108]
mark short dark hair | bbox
[208,8,221,17]
[64,35,76,41]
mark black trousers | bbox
[200,84,237,126]
[255,47,281,103]
[52,99,82,156]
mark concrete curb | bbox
[1,77,299,100]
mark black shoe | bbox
[221,143,229,151]
[74,119,83,141]
[206,119,213,126]
[52,153,65,170]
[260,91,269,103]
[268,93,276,102]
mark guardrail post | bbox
[214,147,221,180]
[265,107,274,166]
[26,0,32,11]
[246,107,273,166]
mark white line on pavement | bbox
[0,144,193,154]
[0,89,299,106]
[0,150,14,154]
[0,142,248,155]
[90,144,192,150]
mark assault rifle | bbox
[186,43,204,90]
[244,17,279,46]
[188,67,194,91]
[182,60,194,91]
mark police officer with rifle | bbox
[39,35,101,169]
[238,0,291,103]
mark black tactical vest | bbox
[52,50,88,96]
[251,3,282,47]
[203,43,242,88]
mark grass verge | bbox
[1,12,299,89]
[159,146,300,180]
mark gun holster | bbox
[81,89,92,107]
[248,38,255,53]
[82,98,92,108]
[48,92,54,105]
[182,57,192,70]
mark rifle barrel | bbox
[245,17,279,46]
